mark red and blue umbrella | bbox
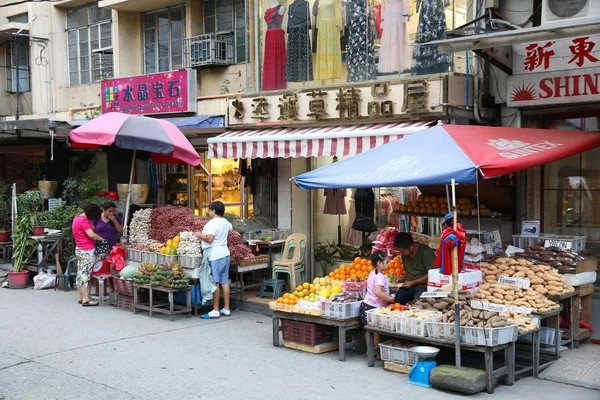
[293,124,600,190]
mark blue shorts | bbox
[210,256,230,284]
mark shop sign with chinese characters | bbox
[227,80,445,126]
[101,70,197,115]
[508,35,600,107]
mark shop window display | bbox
[254,0,463,91]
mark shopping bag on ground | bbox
[34,271,56,290]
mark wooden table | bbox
[133,284,192,321]
[272,311,363,361]
[230,261,270,307]
[26,234,62,273]
[546,292,576,350]
[365,326,515,394]
[531,307,562,375]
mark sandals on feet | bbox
[78,300,82,304]
[82,300,99,307]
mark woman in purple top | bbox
[94,202,123,248]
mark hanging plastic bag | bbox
[34,271,56,290]
[107,244,127,271]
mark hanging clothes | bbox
[323,189,347,215]
[412,0,449,75]
[372,2,382,39]
[352,188,378,232]
[345,199,363,245]
[378,0,410,73]
[347,0,376,82]
[286,0,314,82]
[315,0,343,80]
[262,5,287,91]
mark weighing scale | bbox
[407,346,440,388]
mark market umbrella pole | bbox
[123,149,136,240]
[451,178,461,368]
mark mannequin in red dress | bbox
[262,0,287,91]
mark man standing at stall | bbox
[393,232,437,304]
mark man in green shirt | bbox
[393,232,437,304]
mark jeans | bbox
[394,285,427,305]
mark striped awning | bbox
[207,120,438,159]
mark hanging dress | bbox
[378,0,410,73]
[286,0,314,82]
[315,0,343,80]
[347,0,376,82]
[373,2,382,39]
[262,5,287,91]
[412,0,449,75]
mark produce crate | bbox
[238,255,269,266]
[127,249,142,262]
[366,308,397,331]
[395,311,441,337]
[179,255,202,270]
[511,235,546,249]
[462,325,520,346]
[520,327,563,346]
[426,322,458,341]
[321,300,361,320]
[379,342,418,365]
[157,254,178,264]
[269,301,294,312]
[140,251,159,263]
[115,292,149,312]
[281,319,331,346]
[512,234,587,252]
[112,276,134,297]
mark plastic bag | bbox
[34,271,55,290]
[107,244,127,271]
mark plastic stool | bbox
[260,279,286,299]
[273,267,305,293]
[55,258,77,292]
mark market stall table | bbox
[247,240,286,269]
[364,326,516,394]
[531,307,563,376]
[133,283,192,321]
[272,311,363,361]
[546,291,577,349]
[26,233,63,273]
[230,256,270,306]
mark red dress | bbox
[262,6,287,91]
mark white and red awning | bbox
[207,120,438,159]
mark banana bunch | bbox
[139,261,156,276]
[166,261,185,279]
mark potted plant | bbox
[9,212,34,288]
[314,241,340,277]
[20,161,43,190]
[0,181,11,242]
[17,191,44,235]
[38,162,58,199]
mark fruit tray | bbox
[269,301,294,312]
[379,342,418,365]
[321,300,361,320]
[395,311,441,337]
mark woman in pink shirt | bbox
[72,203,104,306]
[360,251,395,347]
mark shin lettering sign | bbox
[507,68,600,107]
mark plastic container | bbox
[426,322,458,341]
[281,320,331,346]
[179,255,202,270]
[127,249,142,262]
[365,308,398,331]
[512,234,586,252]
[116,294,134,312]
[321,300,361,320]
[379,342,418,365]
[520,327,563,346]
[484,324,519,346]
[395,311,441,337]
[157,254,179,264]
[461,326,487,346]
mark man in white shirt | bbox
[194,201,233,318]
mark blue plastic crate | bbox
[174,284,203,306]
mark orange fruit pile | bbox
[328,257,374,281]
[276,292,299,305]
[387,256,405,278]
[386,303,406,311]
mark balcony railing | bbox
[184,32,234,68]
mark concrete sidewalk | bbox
[0,287,598,400]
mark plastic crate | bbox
[281,319,331,346]
[365,308,397,331]
[520,327,563,346]
[512,235,587,252]
[426,322,458,341]
[179,255,202,270]
[116,294,134,312]
[112,276,134,297]
[484,324,519,346]
[512,235,546,249]
[157,254,179,264]
[127,249,142,262]
[139,251,159,263]
[379,342,418,365]
[461,326,487,346]
[321,300,361,320]
[395,311,441,337]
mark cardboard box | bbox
[576,257,597,273]
[565,272,597,287]
[427,270,482,294]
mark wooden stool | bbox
[0,242,13,263]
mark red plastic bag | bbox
[107,244,127,271]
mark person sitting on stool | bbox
[393,232,437,305]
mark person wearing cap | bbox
[393,232,437,304]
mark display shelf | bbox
[392,211,510,221]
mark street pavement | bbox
[0,287,598,400]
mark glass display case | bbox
[166,165,190,207]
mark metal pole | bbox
[14,35,20,121]
[123,149,136,239]
[451,178,461,368]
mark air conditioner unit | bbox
[542,0,600,25]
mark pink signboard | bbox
[101,69,197,115]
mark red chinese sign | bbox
[101,70,197,115]
[515,35,600,74]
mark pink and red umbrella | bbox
[70,112,200,166]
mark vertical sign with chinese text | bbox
[101,70,197,115]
